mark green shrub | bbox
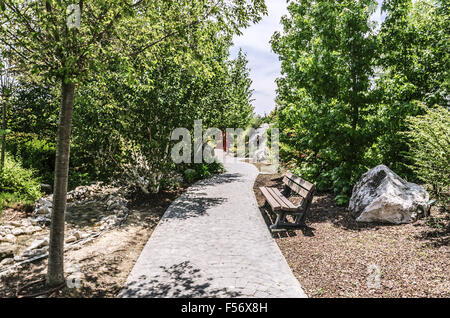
[6,134,93,190]
[6,133,55,185]
[184,169,197,183]
[0,153,42,209]
[182,162,225,183]
[405,104,449,205]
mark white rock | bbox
[36,206,51,215]
[0,244,15,260]
[26,238,49,251]
[0,257,14,266]
[20,247,47,258]
[5,234,16,243]
[21,219,32,227]
[8,221,22,227]
[23,226,40,235]
[349,165,430,224]
[11,228,25,236]
[65,235,77,243]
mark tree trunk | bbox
[47,80,75,287]
[1,97,6,169]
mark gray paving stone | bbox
[118,155,306,298]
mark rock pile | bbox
[0,182,131,270]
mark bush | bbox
[405,104,449,205]
[0,153,42,209]
[6,133,93,190]
[182,162,225,183]
[6,133,55,186]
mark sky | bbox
[230,0,386,116]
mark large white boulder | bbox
[349,165,430,224]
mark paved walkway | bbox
[118,155,306,298]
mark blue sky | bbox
[230,0,386,116]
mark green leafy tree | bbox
[271,0,379,204]
[0,54,14,169]
[0,0,266,286]
[405,104,449,205]
[375,0,449,175]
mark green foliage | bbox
[0,0,267,197]
[0,152,41,208]
[272,0,379,201]
[6,133,93,190]
[183,162,224,183]
[6,134,56,186]
[375,0,449,177]
[69,25,255,193]
[272,0,448,205]
[405,104,449,204]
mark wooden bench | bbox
[260,172,315,231]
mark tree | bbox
[0,53,14,169]
[0,0,266,287]
[405,104,449,205]
[225,49,254,129]
[271,0,379,203]
[375,0,449,175]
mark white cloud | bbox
[231,0,385,116]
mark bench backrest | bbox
[282,172,315,200]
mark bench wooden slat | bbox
[265,187,288,209]
[282,176,311,199]
[259,187,281,211]
[285,171,315,192]
[266,187,295,212]
[260,172,315,232]
[270,188,298,212]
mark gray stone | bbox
[0,257,14,266]
[65,235,77,243]
[30,216,51,226]
[4,234,16,243]
[20,247,47,258]
[0,244,15,261]
[349,165,430,224]
[35,206,51,215]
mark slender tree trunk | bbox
[47,80,75,287]
[1,97,6,169]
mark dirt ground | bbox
[0,188,185,298]
[253,173,450,298]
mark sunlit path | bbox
[118,153,306,298]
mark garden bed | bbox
[253,173,450,298]
[0,187,186,298]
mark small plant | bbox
[183,162,224,183]
[184,168,197,183]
